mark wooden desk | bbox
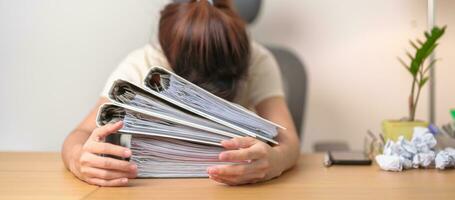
[1,152,454,200]
[0,152,98,200]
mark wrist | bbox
[269,146,286,175]
[271,144,297,174]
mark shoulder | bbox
[248,41,280,77]
[234,41,284,108]
[109,43,172,85]
[250,41,275,66]
[122,43,172,71]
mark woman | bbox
[62,0,300,186]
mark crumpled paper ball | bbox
[376,154,402,171]
[375,127,454,171]
[435,147,455,170]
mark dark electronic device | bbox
[324,151,372,167]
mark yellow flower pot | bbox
[382,120,429,141]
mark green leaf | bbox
[402,25,446,79]
[409,63,419,76]
[423,43,438,58]
[419,76,430,88]
[409,26,446,77]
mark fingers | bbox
[208,159,269,177]
[208,152,272,185]
[80,167,136,180]
[80,152,136,172]
[208,172,264,186]
[84,121,130,159]
[219,148,261,162]
[221,137,257,150]
[209,174,262,186]
[84,141,131,159]
[219,143,268,162]
[75,122,136,187]
[78,152,137,186]
[208,163,254,177]
[209,174,239,186]
[86,177,129,187]
[91,121,123,141]
[215,138,271,185]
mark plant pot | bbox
[382,120,429,141]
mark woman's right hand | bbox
[69,121,137,186]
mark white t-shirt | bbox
[101,41,284,109]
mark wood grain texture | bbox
[1,152,454,200]
[0,171,98,200]
[86,154,455,200]
[0,152,65,171]
[0,152,98,200]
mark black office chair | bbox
[233,0,307,138]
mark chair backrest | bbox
[232,0,308,137]
[232,0,262,24]
[266,46,307,137]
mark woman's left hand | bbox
[207,137,284,185]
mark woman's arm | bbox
[61,97,137,186]
[207,96,300,185]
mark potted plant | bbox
[382,26,446,141]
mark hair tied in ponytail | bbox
[159,0,250,101]
[198,0,214,6]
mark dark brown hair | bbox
[158,0,250,101]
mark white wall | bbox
[0,0,454,152]
[250,0,455,151]
[0,0,169,151]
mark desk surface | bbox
[1,152,454,200]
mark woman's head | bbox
[159,0,250,101]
